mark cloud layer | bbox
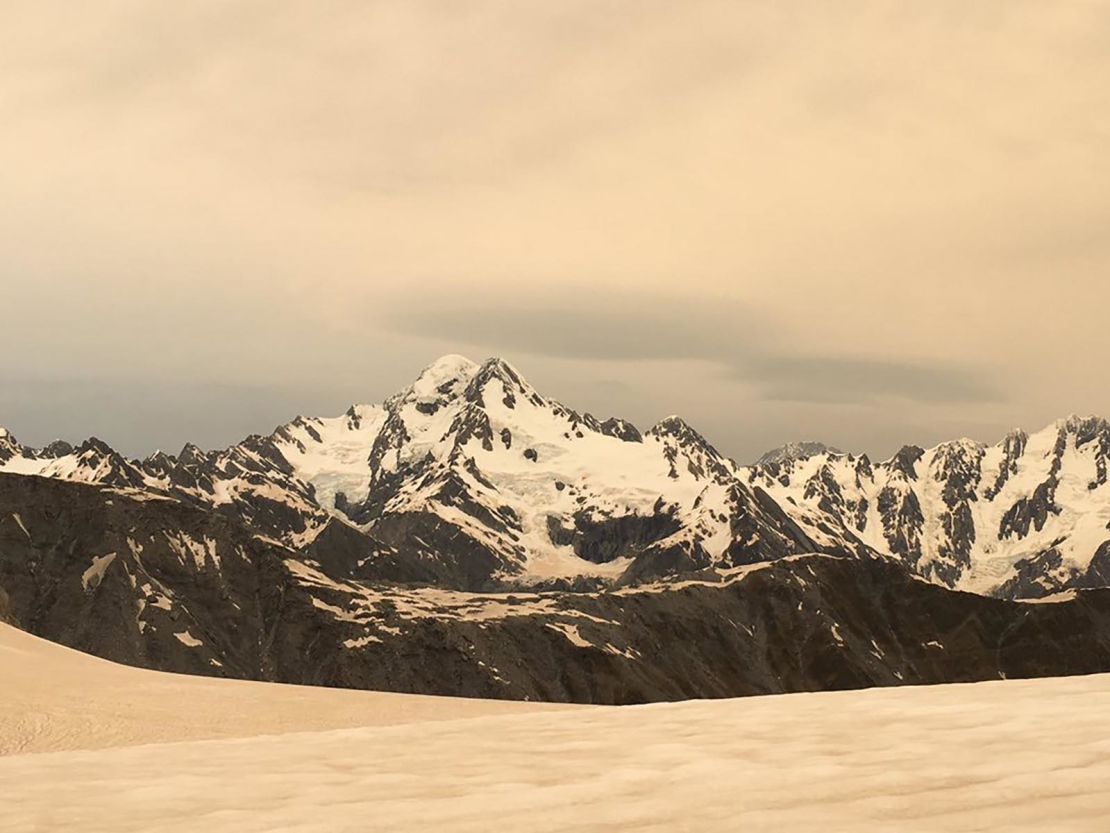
[386,291,1004,406]
[1,1,1107,458]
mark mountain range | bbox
[2,354,1110,702]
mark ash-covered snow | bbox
[3,620,1110,832]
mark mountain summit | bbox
[755,441,844,467]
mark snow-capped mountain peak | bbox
[2,356,1108,599]
[755,441,844,467]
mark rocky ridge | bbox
[4,474,1110,704]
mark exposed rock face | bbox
[270,553,1110,703]
[547,506,683,565]
[748,417,1110,598]
[599,417,642,443]
[0,429,18,465]
[0,474,280,678]
[5,474,1110,705]
[931,440,983,585]
[998,541,1110,599]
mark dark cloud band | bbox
[384,292,1003,406]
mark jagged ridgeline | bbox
[3,355,1108,596]
[2,356,1110,703]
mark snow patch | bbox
[174,630,203,648]
[81,553,117,591]
[544,622,595,649]
[10,513,30,539]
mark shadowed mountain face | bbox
[3,356,1108,599]
[4,474,1110,705]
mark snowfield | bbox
[0,623,560,755]
[3,625,1110,831]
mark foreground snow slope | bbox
[0,623,561,755]
[3,625,1110,832]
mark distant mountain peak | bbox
[646,416,720,452]
[932,437,985,459]
[646,415,710,441]
[177,442,210,467]
[755,441,842,467]
[77,437,115,456]
[0,427,19,464]
[39,440,74,459]
[1058,414,1110,436]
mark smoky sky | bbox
[1,1,1109,461]
[385,293,1005,406]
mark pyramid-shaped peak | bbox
[646,416,719,453]
[78,436,115,456]
[464,357,545,410]
[474,356,531,387]
[649,415,695,436]
[177,442,209,465]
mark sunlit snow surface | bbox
[3,625,1110,832]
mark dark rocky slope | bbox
[4,473,1110,705]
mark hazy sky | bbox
[2,1,1108,462]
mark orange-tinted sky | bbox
[2,2,1108,460]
